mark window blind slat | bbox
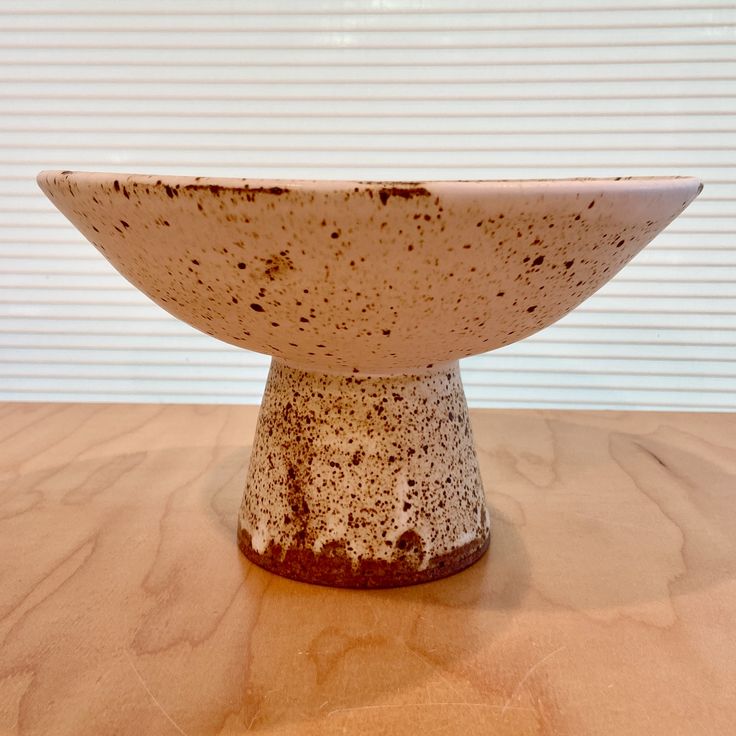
[2,0,733,410]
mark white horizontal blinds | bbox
[1,1,734,410]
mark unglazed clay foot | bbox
[37,172,702,587]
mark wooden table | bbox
[1,403,734,735]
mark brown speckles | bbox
[261,253,294,280]
[182,183,288,198]
[238,361,489,587]
[394,529,424,565]
[378,185,431,206]
[250,303,265,312]
[37,171,702,385]
[248,185,288,196]
[284,461,310,543]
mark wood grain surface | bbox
[0,403,734,735]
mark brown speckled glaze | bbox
[37,171,702,587]
[239,360,489,587]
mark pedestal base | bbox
[238,360,490,588]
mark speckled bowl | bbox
[38,171,702,587]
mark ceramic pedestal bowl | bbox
[38,171,701,587]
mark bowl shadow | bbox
[198,444,531,731]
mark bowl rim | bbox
[38,169,702,195]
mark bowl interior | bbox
[38,172,701,374]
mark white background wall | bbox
[1,0,734,410]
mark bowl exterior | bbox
[38,172,701,373]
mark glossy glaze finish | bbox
[238,360,489,587]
